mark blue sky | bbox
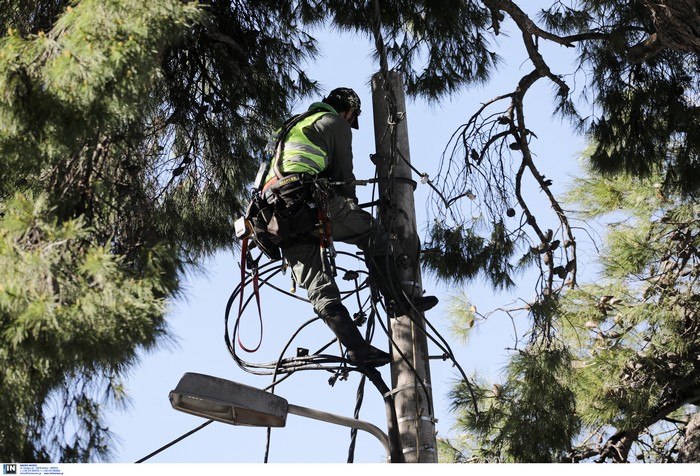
[105,10,589,465]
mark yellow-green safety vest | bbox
[266,104,336,182]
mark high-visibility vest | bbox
[266,103,337,182]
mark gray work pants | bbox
[282,195,386,316]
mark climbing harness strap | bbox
[313,181,337,277]
[318,202,336,277]
[236,237,263,352]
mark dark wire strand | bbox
[347,374,367,463]
[347,299,380,462]
[226,250,378,376]
[261,311,364,462]
[371,295,434,412]
[231,255,374,460]
[135,419,214,463]
[237,258,381,461]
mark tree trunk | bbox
[679,412,700,463]
[645,0,700,55]
[629,1,700,62]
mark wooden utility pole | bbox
[371,71,437,463]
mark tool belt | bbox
[264,173,319,241]
[244,173,321,259]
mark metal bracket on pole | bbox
[379,176,417,191]
[344,176,418,190]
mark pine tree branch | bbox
[205,29,246,60]
[597,429,637,462]
[627,32,664,63]
[512,69,578,296]
[484,0,608,47]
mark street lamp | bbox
[169,372,392,461]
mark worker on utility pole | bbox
[254,87,437,367]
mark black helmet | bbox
[323,87,361,129]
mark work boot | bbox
[320,305,390,367]
[385,294,439,315]
[411,295,439,312]
[369,255,439,313]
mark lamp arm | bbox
[286,403,391,461]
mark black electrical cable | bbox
[261,306,375,462]
[226,250,381,377]
[371,296,434,412]
[135,420,214,463]
[261,263,381,461]
[347,299,381,462]
[347,374,367,463]
[227,262,374,377]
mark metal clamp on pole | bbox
[377,176,418,190]
[400,280,422,290]
[397,415,438,424]
[402,445,437,455]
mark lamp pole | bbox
[371,71,438,463]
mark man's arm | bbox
[312,114,357,200]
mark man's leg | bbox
[328,196,437,313]
[282,237,389,366]
[326,195,379,252]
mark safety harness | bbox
[234,107,337,352]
